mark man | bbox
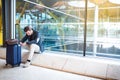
[20,26,43,68]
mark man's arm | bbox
[21,35,28,43]
[26,31,40,44]
[20,35,28,46]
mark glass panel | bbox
[16,0,86,56]
[16,0,120,59]
[86,0,120,59]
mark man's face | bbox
[26,30,32,36]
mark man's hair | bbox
[24,26,32,32]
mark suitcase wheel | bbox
[18,64,20,66]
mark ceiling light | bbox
[68,1,95,8]
[109,0,120,4]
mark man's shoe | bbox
[23,61,31,68]
[34,51,42,54]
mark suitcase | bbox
[6,44,21,67]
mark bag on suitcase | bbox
[6,39,21,67]
[6,39,18,45]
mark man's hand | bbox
[20,42,26,46]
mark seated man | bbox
[20,26,43,68]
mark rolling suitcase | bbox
[6,39,21,67]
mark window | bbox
[16,0,120,59]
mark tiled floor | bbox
[0,59,102,80]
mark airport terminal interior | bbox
[0,0,120,80]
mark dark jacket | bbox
[21,30,44,52]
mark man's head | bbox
[24,26,33,36]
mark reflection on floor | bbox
[0,59,101,80]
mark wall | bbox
[0,48,120,79]
[0,0,3,45]
[31,51,120,80]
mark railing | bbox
[16,23,120,59]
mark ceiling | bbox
[17,0,120,22]
[39,0,120,18]
[89,0,120,21]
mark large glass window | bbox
[86,0,120,59]
[16,0,120,59]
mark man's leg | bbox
[28,44,40,60]
[23,44,40,68]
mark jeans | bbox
[23,44,40,60]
